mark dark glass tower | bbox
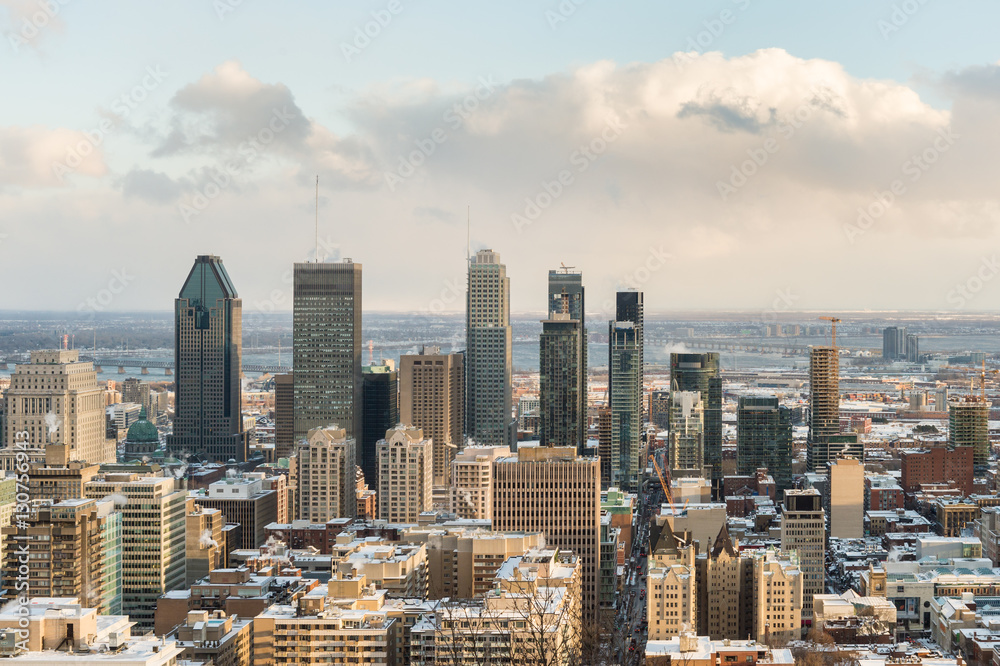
[167,255,247,462]
[736,395,793,496]
[293,260,363,441]
[361,362,398,490]
[670,353,722,485]
[541,269,586,451]
[608,291,643,491]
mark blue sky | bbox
[2,1,999,315]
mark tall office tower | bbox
[906,334,920,362]
[670,353,722,487]
[609,321,641,491]
[377,425,433,523]
[651,390,671,430]
[186,504,225,585]
[121,377,153,421]
[293,259,363,440]
[466,249,513,447]
[882,326,908,360]
[5,350,113,464]
[195,474,280,550]
[597,408,612,489]
[828,457,864,538]
[400,347,464,487]
[547,269,587,450]
[736,396,793,497]
[780,489,825,620]
[668,391,705,476]
[450,445,510,520]
[1,498,121,615]
[85,475,187,629]
[950,397,990,469]
[296,425,358,523]
[539,292,584,449]
[807,346,841,472]
[360,361,398,489]
[274,373,294,459]
[167,255,247,463]
[493,445,601,620]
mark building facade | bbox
[295,425,358,523]
[400,347,464,487]
[780,489,825,620]
[361,362,398,489]
[377,425,433,523]
[736,395,793,497]
[670,353,723,488]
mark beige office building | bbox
[400,347,464,487]
[85,474,187,629]
[780,489,825,620]
[450,445,509,520]
[296,425,358,522]
[377,425,433,523]
[186,502,226,585]
[492,444,601,620]
[4,350,114,464]
[751,549,803,644]
[27,447,100,501]
[829,457,864,538]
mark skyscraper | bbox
[492,445,601,620]
[780,489,825,620]
[539,290,583,449]
[466,249,512,447]
[882,326,907,360]
[547,268,587,450]
[293,259,362,440]
[668,391,705,476]
[360,361,398,490]
[273,373,294,459]
[167,255,247,463]
[609,320,641,491]
[296,425,358,522]
[670,353,722,487]
[736,396,793,496]
[949,396,990,469]
[807,346,857,472]
[400,347,464,487]
[377,425,433,523]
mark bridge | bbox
[0,356,289,375]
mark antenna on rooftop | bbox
[467,205,470,264]
[315,175,319,263]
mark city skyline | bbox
[3,4,1000,314]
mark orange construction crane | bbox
[819,316,842,349]
[652,455,676,516]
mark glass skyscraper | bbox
[609,290,643,491]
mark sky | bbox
[2,0,1000,319]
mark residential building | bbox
[466,249,513,448]
[377,425,433,523]
[4,350,113,464]
[361,361,398,489]
[651,389,671,430]
[950,398,990,469]
[1,498,121,615]
[186,503,225,586]
[543,268,587,452]
[609,320,641,491]
[167,610,253,666]
[450,446,509,521]
[493,445,601,620]
[808,346,854,472]
[668,391,705,476]
[829,457,864,538]
[273,373,294,459]
[293,259,363,440]
[121,378,153,423]
[900,447,974,496]
[295,425,357,522]
[166,255,247,462]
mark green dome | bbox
[126,407,159,443]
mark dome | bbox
[126,407,159,443]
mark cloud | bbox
[120,168,184,203]
[0,126,107,188]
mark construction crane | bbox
[652,455,677,516]
[819,316,842,349]
[954,360,999,400]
